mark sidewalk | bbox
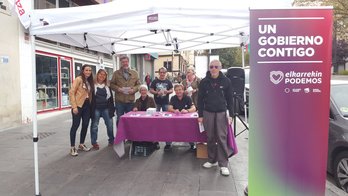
[0,111,345,196]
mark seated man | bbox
[166,84,196,150]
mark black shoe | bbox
[164,144,172,151]
[244,186,248,196]
[154,142,160,150]
[190,144,196,151]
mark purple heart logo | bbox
[270,71,284,84]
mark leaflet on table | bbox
[162,113,172,117]
[190,113,198,117]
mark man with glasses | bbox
[197,60,233,176]
[150,67,173,150]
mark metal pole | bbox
[31,35,41,196]
[241,45,248,124]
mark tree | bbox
[293,0,348,72]
[211,47,250,68]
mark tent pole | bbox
[31,35,41,196]
[241,44,248,124]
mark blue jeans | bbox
[70,100,90,147]
[156,104,171,145]
[91,108,114,145]
[115,102,134,126]
[156,104,168,112]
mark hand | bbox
[181,109,188,113]
[228,117,232,125]
[174,109,180,114]
[133,108,138,112]
[198,117,203,123]
[128,88,134,94]
[163,90,168,95]
[184,90,188,95]
[117,88,123,93]
[158,91,163,96]
[72,108,78,115]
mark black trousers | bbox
[70,100,90,146]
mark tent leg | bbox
[241,45,248,124]
[31,35,41,196]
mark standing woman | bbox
[182,66,200,107]
[69,64,94,156]
[90,69,115,150]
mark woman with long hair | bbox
[90,69,115,150]
[69,64,94,156]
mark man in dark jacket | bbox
[197,59,233,176]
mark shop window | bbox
[36,54,58,110]
[105,67,114,81]
[74,62,96,78]
[35,0,56,9]
[163,61,172,72]
[59,0,69,8]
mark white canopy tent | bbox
[29,0,250,54]
[23,0,250,195]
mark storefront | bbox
[36,51,73,112]
[36,49,114,113]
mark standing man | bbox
[197,60,233,176]
[110,56,140,126]
[150,67,173,150]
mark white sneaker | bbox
[202,162,218,168]
[70,147,78,156]
[220,167,230,176]
[78,144,91,152]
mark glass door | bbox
[36,54,58,111]
[60,58,71,107]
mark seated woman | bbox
[133,84,156,111]
[166,84,196,151]
[132,85,159,150]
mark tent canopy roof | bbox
[29,0,250,54]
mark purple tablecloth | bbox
[114,111,207,143]
[114,111,238,156]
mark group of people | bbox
[69,56,234,176]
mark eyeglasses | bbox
[209,65,220,69]
[159,72,166,74]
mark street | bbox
[0,110,346,195]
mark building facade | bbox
[154,51,194,81]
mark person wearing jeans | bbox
[69,64,94,156]
[90,69,115,150]
[110,56,140,126]
[150,67,173,150]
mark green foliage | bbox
[211,47,250,68]
[338,70,348,75]
[293,0,348,72]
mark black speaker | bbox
[226,67,245,96]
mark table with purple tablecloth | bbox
[113,111,238,158]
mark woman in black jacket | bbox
[90,69,115,150]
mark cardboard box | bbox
[196,143,208,159]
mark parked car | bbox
[327,80,348,193]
